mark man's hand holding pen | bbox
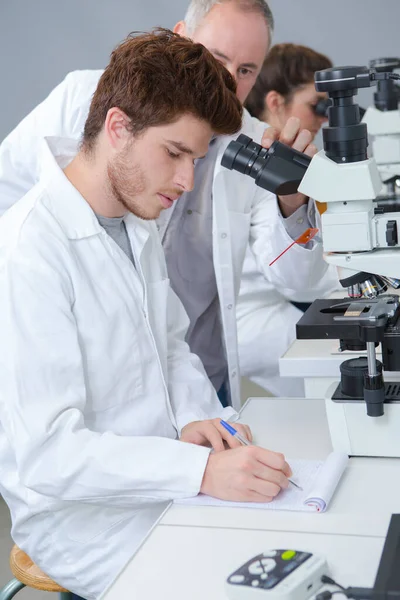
[180,418,252,452]
[180,417,295,503]
[200,444,292,503]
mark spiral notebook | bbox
[175,451,348,513]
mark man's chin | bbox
[120,199,161,221]
[130,211,158,221]
[127,207,162,221]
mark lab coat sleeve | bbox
[0,70,100,215]
[0,239,212,507]
[249,187,332,293]
[165,287,238,432]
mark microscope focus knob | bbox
[340,357,382,398]
[364,372,385,417]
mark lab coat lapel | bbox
[210,138,247,410]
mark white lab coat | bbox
[0,137,236,599]
[0,70,334,410]
[237,246,340,396]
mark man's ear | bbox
[265,90,285,115]
[173,20,188,37]
[104,107,131,149]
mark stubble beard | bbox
[107,149,158,221]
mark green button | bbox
[281,550,296,561]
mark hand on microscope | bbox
[261,116,318,217]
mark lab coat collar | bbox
[41,137,153,245]
[40,136,106,240]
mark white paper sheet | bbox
[175,452,348,513]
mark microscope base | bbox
[325,382,400,457]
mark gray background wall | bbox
[0,0,399,141]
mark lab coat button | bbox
[231,370,237,378]
[221,233,228,239]
[227,304,232,309]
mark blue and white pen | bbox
[220,419,303,491]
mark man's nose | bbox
[176,164,195,193]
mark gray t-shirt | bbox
[96,214,135,265]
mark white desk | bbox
[101,397,399,600]
[102,523,385,600]
[162,398,400,538]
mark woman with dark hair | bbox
[237,43,339,398]
[245,43,332,139]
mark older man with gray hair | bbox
[0,0,338,411]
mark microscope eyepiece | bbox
[312,98,332,117]
[221,135,311,196]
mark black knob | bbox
[340,357,382,398]
[386,220,398,247]
[364,373,385,417]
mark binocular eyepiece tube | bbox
[221,134,311,196]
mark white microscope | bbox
[221,64,400,458]
[363,58,400,201]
